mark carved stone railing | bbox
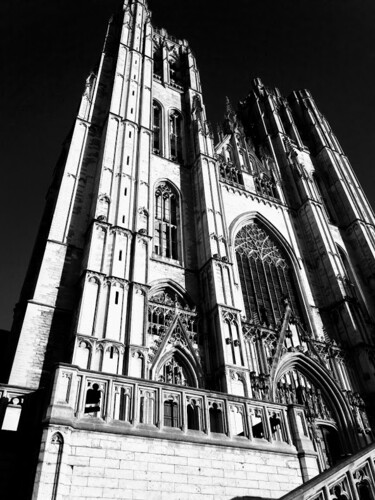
[46,363,308,452]
[0,384,34,431]
[218,159,244,187]
[279,441,375,500]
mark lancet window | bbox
[152,100,162,155]
[235,222,302,327]
[154,183,179,259]
[169,111,183,162]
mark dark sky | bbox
[1,0,375,330]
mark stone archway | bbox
[272,352,359,457]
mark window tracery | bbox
[158,354,190,386]
[147,290,198,342]
[235,222,302,327]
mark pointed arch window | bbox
[187,398,201,430]
[154,183,179,259]
[235,222,303,327]
[152,100,162,155]
[164,399,179,427]
[169,111,183,163]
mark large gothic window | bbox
[154,183,179,259]
[152,100,162,155]
[169,111,183,162]
[235,222,302,326]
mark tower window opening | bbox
[154,183,179,260]
[169,111,183,162]
[152,101,162,155]
[153,45,163,80]
[169,55,184,87]
[126,156,130,165]
[115,291,119,304]
[122,216,125,224]
[119,250,122,261]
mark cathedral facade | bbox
[2,1,375,499]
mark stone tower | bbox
[2,0,375,499]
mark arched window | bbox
[164,398,179,427]
[154,183,179,259]
[152,100,162,155]
[187,399,201,430]
[209,403,224,433]
[235,222,303,327]
[139,390,156,425]
[84,383,101,415]
[169,111,183,162]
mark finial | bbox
[225,96,234,116]
[222,96,237,135]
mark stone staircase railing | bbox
[279,441,375,500]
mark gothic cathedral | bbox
[2,1,375,499]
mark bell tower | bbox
[2,1,375,499]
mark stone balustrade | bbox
[47,363,308,453]
[0,384,33,431]
[280,441,375,500]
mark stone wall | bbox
[33,426,303,500]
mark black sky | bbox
[1,0,375,330]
